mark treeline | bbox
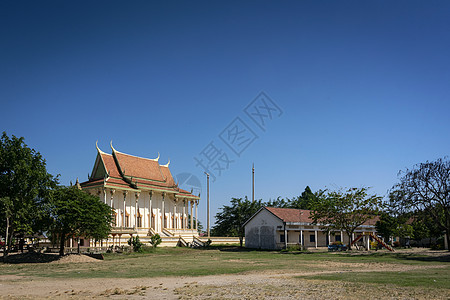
[210,186,318,246]
[0,132,112,257]
[212,157,450,251]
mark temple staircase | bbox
[191,236,205,248]
[177,236,189,247]
[161,228,174,237]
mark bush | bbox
[128,235,144,252]
[370,241,378,250]
[282,244,302,252]
[150,234,162,248]
[393,241,400,248]
[331,241,343,246]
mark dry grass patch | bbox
[175,278,450,299]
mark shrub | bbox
[393,241,400,248]
[331,241,343,246]
[370,241,378,250]
[128,235,144,252]
[204,239,212,247]
[150,234,162,248]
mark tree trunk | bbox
[446,229,450,252]
[347,233,353,250]
[6,221,14,258]
[59,232,66,256]
[239,236,243,248]
[4,216,9,257]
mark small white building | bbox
[244,207,377,250]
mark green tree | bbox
[187,214,203,233]
[311,187,382,250]
[47,186,113,256]
[128,235,143,252]
[0,132,57,256]
[394,157,450,251]
[375,212,398,243]
[212,197,264,247]
[150,233,162,248]
[266,196,289,208]
[288,186,320,210]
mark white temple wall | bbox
[87,187,194,233]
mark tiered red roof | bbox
[80,143,199,199]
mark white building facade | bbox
[244,207,378,250]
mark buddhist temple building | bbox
[79,142,200,247]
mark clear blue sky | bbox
[1,1,449,226]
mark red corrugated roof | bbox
[265,207,379,226]
[265,207,313,223]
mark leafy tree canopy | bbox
[0,132,57,256]
[211,197,264,246]
[392,157,450,251]
[47,186,113,255]
[311,187,382,250]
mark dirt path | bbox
[0,262,448,299]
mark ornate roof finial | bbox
[162,158,170,167]
[76,177,81,190]
[95,140,105,154]
[110,140,116,153]
[150,152,160,162]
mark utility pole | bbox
[252,163,255,202]
[204,172,210,237]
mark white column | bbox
[315,229,318,248]
[183,199,186,229]
[149,191,153,229]
[162,192,165,229]
[366,234,370,251]
[103,188,107,204]
[195,200,198,231]
[135,193,139,228]
[300,229,303,246]
[284,226,288,249]
[123,191,127,227]
[340,231,343,243]
[190,201,193,230]
[328,232,331,245]
[174,200,177,229]
[110,189,115,226]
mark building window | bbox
[310,234,315,243]
[335,235,341,242]
[280,234,285,243]
[137,216,142,228]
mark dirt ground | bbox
[0,248,449,299]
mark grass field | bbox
[1,247,449,299]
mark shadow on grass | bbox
[333,251,450,263]
[0,252,61,264]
